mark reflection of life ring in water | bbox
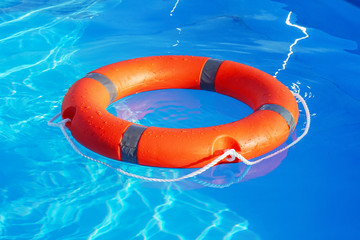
[61,56,299,168]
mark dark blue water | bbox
[1,0,360,239]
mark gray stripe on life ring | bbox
[120,125,147,164]
[85,72,117,103]
[200,59,223,91]
[257,104,295,134]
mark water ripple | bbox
[0,0,108,144]
[274,11,309,78]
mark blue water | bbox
[1,0,360,239]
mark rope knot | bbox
[224,149,237,162]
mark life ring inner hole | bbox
[107,88,253,129]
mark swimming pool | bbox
[1,0,360,239]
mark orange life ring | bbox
[61,55,299,168]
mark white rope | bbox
[48,91,310,182]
